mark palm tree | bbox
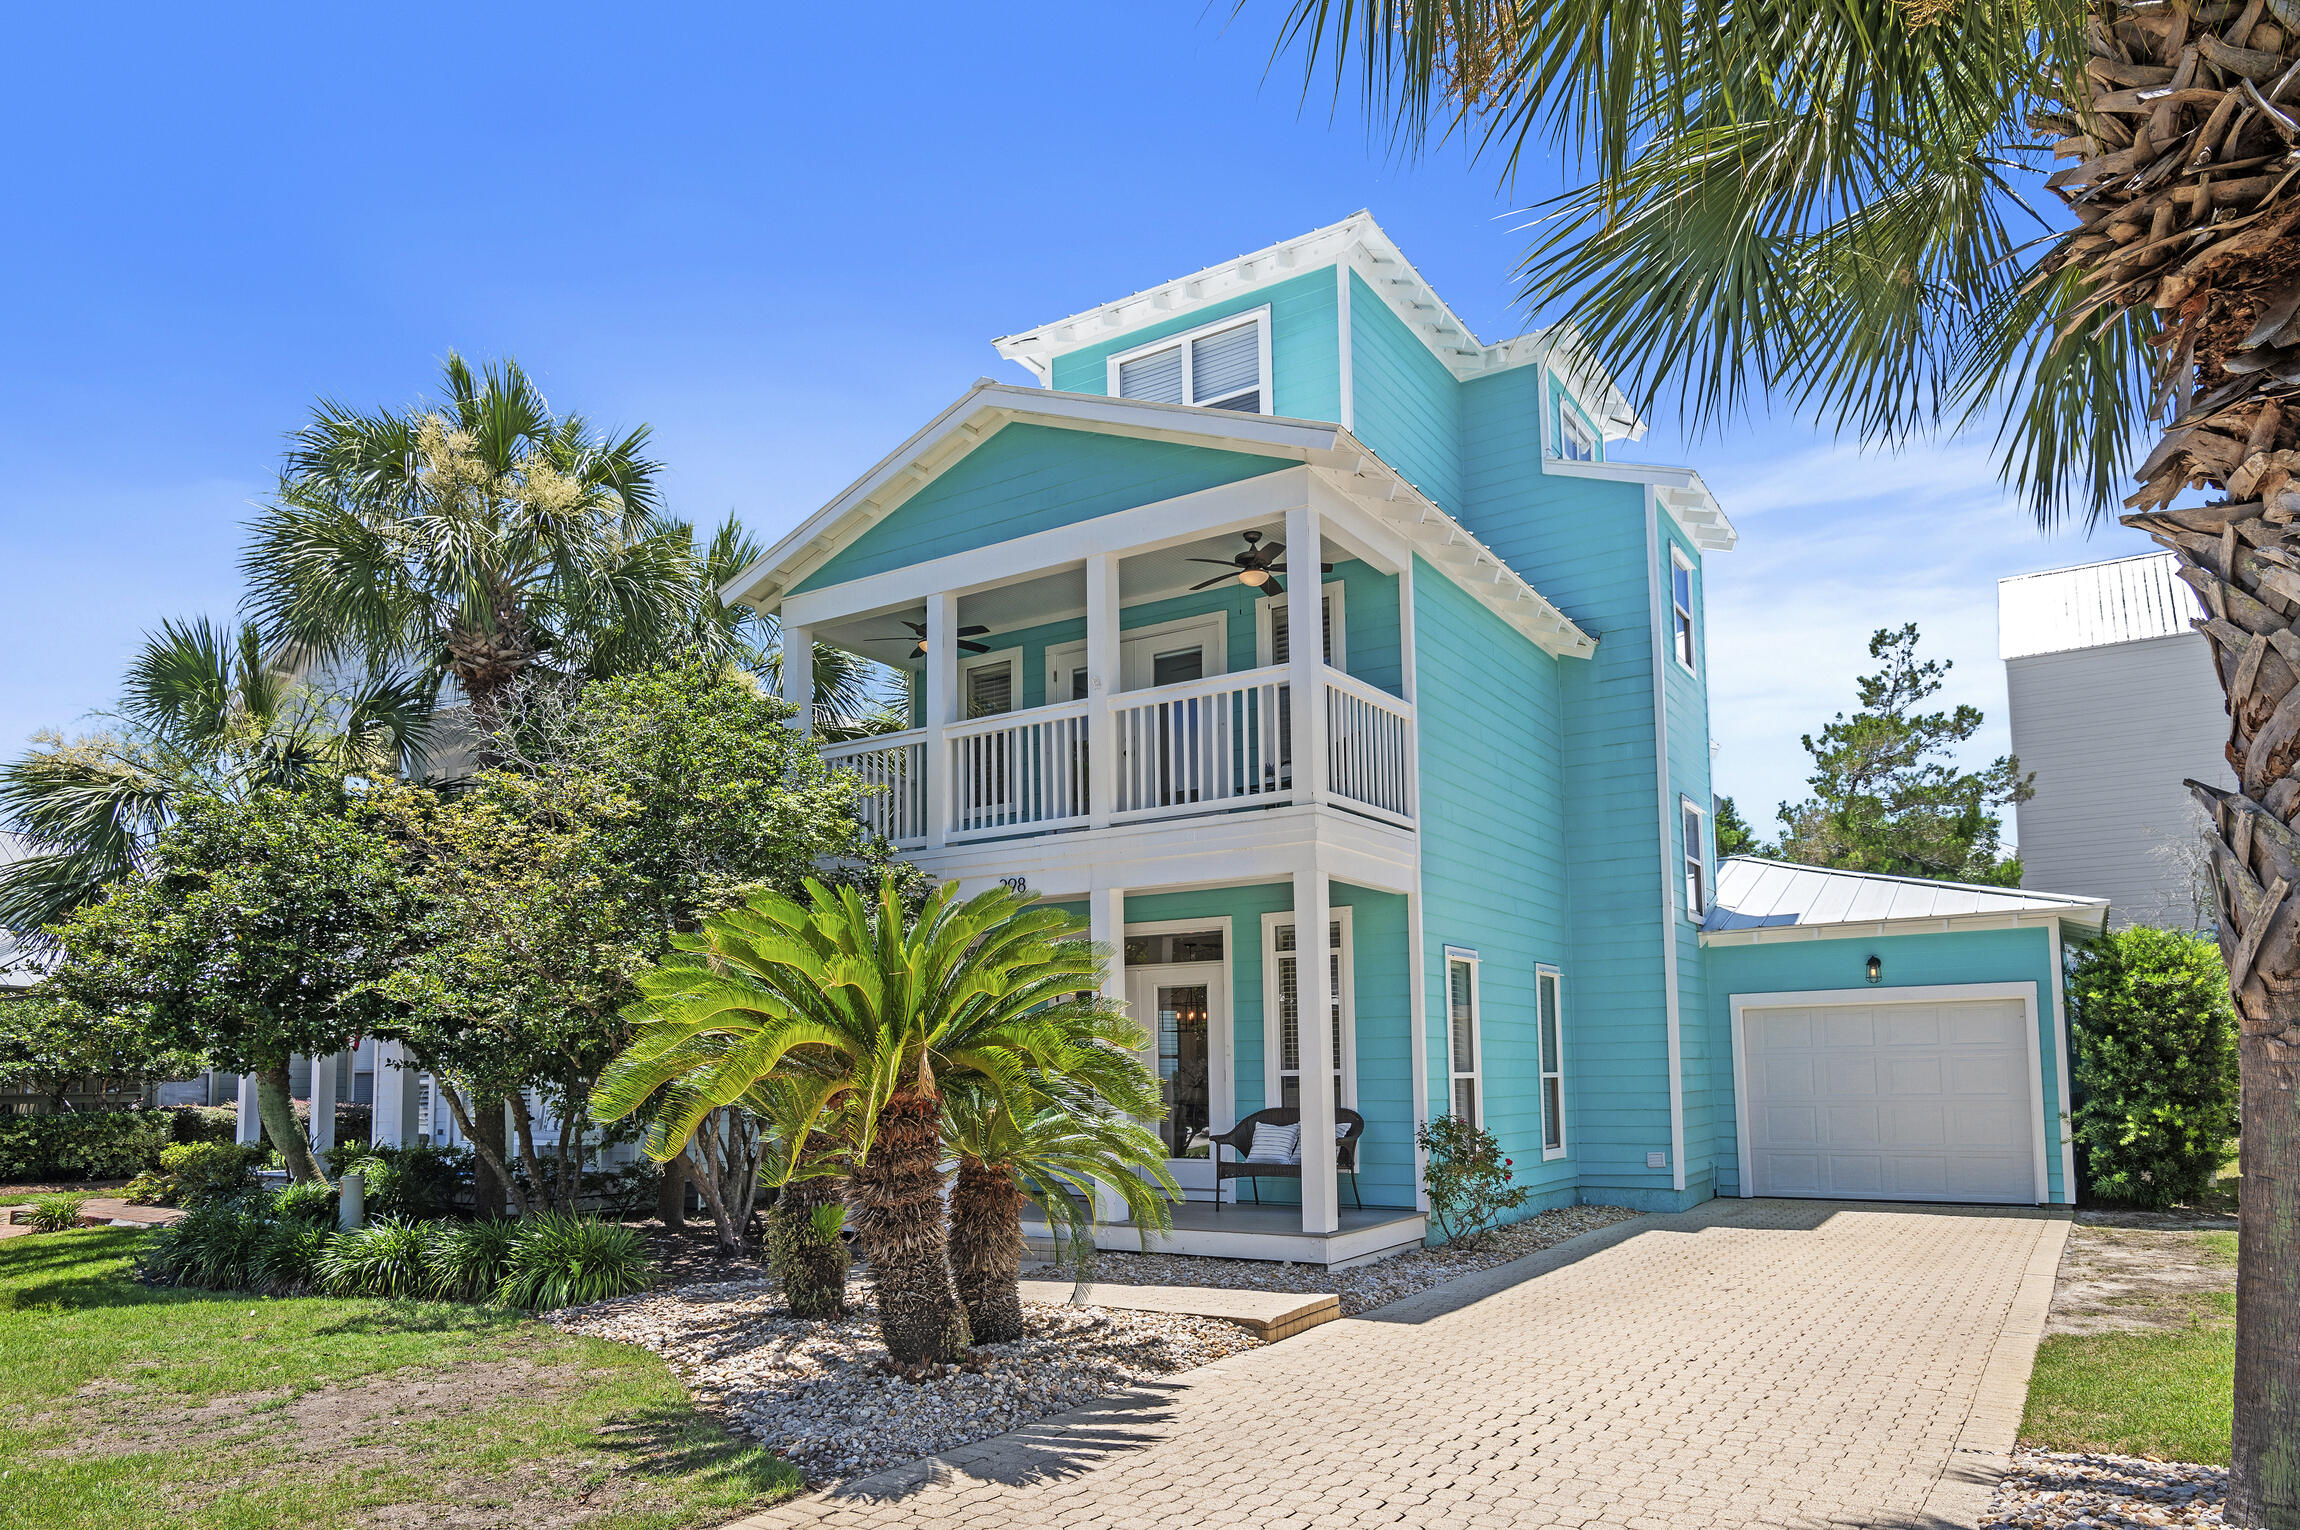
[1273,4,2298,1516]
[944,1083,1177,1343]
[0,616,428,943]
[594,875,1147,1365]
[241,354,699,729]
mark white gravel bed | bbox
[549,1276,1262,1483]
[1982,1450,2230,1528]
[1055,1203,1641,1315]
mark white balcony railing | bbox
[1324,670,1415,826]
[820,730,927,847]
[946,699,1093,840]
[1112,664,1292,822]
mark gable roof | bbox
[721,380,1601,659]
[1998,552,2202,660]
[990,211,1646,446]
[1702,855,2110,940]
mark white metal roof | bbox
[1998,552,2202,660]
[990,211,1648,446]
[1702,855,2109,939]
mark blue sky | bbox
[0,2,2154,834]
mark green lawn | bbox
[2021,1233,2238,1465]
[0,1228,799,1530]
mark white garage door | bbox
[1740,996,2040,1205]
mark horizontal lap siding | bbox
[1661,521,1716,1202]
[1348,272,1463,512]
[792,425,1287,591]
[1049,269,1342,425]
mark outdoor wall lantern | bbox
[1865,954,1883,985]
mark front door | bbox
[1125,942,1231,1199]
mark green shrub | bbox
[124,1141,266,1207]
[318,1217,434,1299]
[169,1106,240,1145]
[23,1192,90,1233]
[424,1219,518,1301]
[329,1143,470,1220]
[2069,927,2240,1209]
[145,1198,275,1290]
[1417,1114,1533,1246]
[272,1180,339,1227]
[497,1213,654,1310]
[251,1220,334,1294]
[0,1109,174,1181]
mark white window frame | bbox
[1443,946,1483,1129]
[958,646,1024,717]
[1681,795,1708,919]
[1106,306,1273,415]
[1560,407,1597,462]
[1669,547,1698,675]
[1046,611,1229,699]
[1253,581,1347,670]
[1262,906,1356,1109]
[1537,964,1567,1160]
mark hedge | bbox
[2068,926,2240,1208]
[0,1109,175,1181]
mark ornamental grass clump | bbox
[22,1192,89,1233]
[271,1179,339,1227]
[318,1216,433,1299]
[146,1197,275,1290]
[423,1218,518,1302]
[495,1213,654,1311]
[250,1220,333,1294]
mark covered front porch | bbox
[1025,1199,1427,1268]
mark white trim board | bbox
[1701,909,2107,945]
[1727,982,2053,1206]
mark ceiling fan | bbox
[1185,530,1330,597]
[881,619,990,658]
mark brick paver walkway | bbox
[728,1199,2070,1530]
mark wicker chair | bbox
[1207,1107,1365,1210]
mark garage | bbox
[1734,989,2043,1205]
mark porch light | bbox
[1236,566,1272,588]
[1865,954,1883,985]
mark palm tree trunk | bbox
[949,1155,1027,1345]
[2050,7,2300,1517]
[850,1090,970,1365]
[253,1061,324,1184]
[655,1147,690,1228]
[767,1172,851,1318]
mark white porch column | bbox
[1085,553,1119,828]
[780,619,814,734]
[1285,504,1328,807]
[923,592,958,848]
[370,1041,421,1149]
[235,1073,262,1145]
[1089,883,1132,1225]
[309,1051,338,1154]
[1293,862,1340,1234]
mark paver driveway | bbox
[729,1199,2071,1530]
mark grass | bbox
[0,1228,800,1530]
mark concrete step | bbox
[1016,1278,1339,1341]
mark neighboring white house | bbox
[1998,552,2230,929]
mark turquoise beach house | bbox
[720,214,2109,1265]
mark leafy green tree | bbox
[0,992,202,1112]
[1772,625,2030,886]
[1712,796,1764,859]
[49,788,414,1183]
[0,616,428,943]
[596,877,1156,1365]
[2069,928,2239,1209]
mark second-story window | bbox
[1109,310,1269,414]
[1560,408,1597,462]
[1670,549,1698,673]
[1681,796,1708,918]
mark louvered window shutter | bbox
[1269,594,1332,665]
[1117,346,1185,404]
[1191,323,1260,411]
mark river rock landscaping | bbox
[1982,1449,2229,1528]
[549,1275,1265,1484]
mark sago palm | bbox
[241,354,699,726]
[0,616,428,943]
[593,874,1138,1364]
[943,1083,1177,1343]
[1273,2,2299,1515]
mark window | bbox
[1444,949,1481,1127]
[1260,586,1343,668]
[1108,310,1270,414]
[1681,796,1708,918]
[1537,967,1566,1157]
[965,660,1014,717]
[1560,408,1597,462]
[1670,549,1698,673]
[1267,909,1352,1109]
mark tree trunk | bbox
[655,1147,690,1228]
[253,1061,324,1184]
[849,1091,970,1365]
[766,1172,851,1318]
[949,1155,1027,1345]
[507,1090,555,1213]
[2044,9,2300,1518]
[470,1092,510,1218]
[686,1112,749,1258]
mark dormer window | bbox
[1109,309,1270,414]
[1560,408,1597,462]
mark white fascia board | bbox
[1699,902,2111,946]
[719,382,1344,610]
[1547,459,1738,553]
[992,210,1645,441]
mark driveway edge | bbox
[1916,1211,2073,1529]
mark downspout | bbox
[1646,497,1689,1195]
